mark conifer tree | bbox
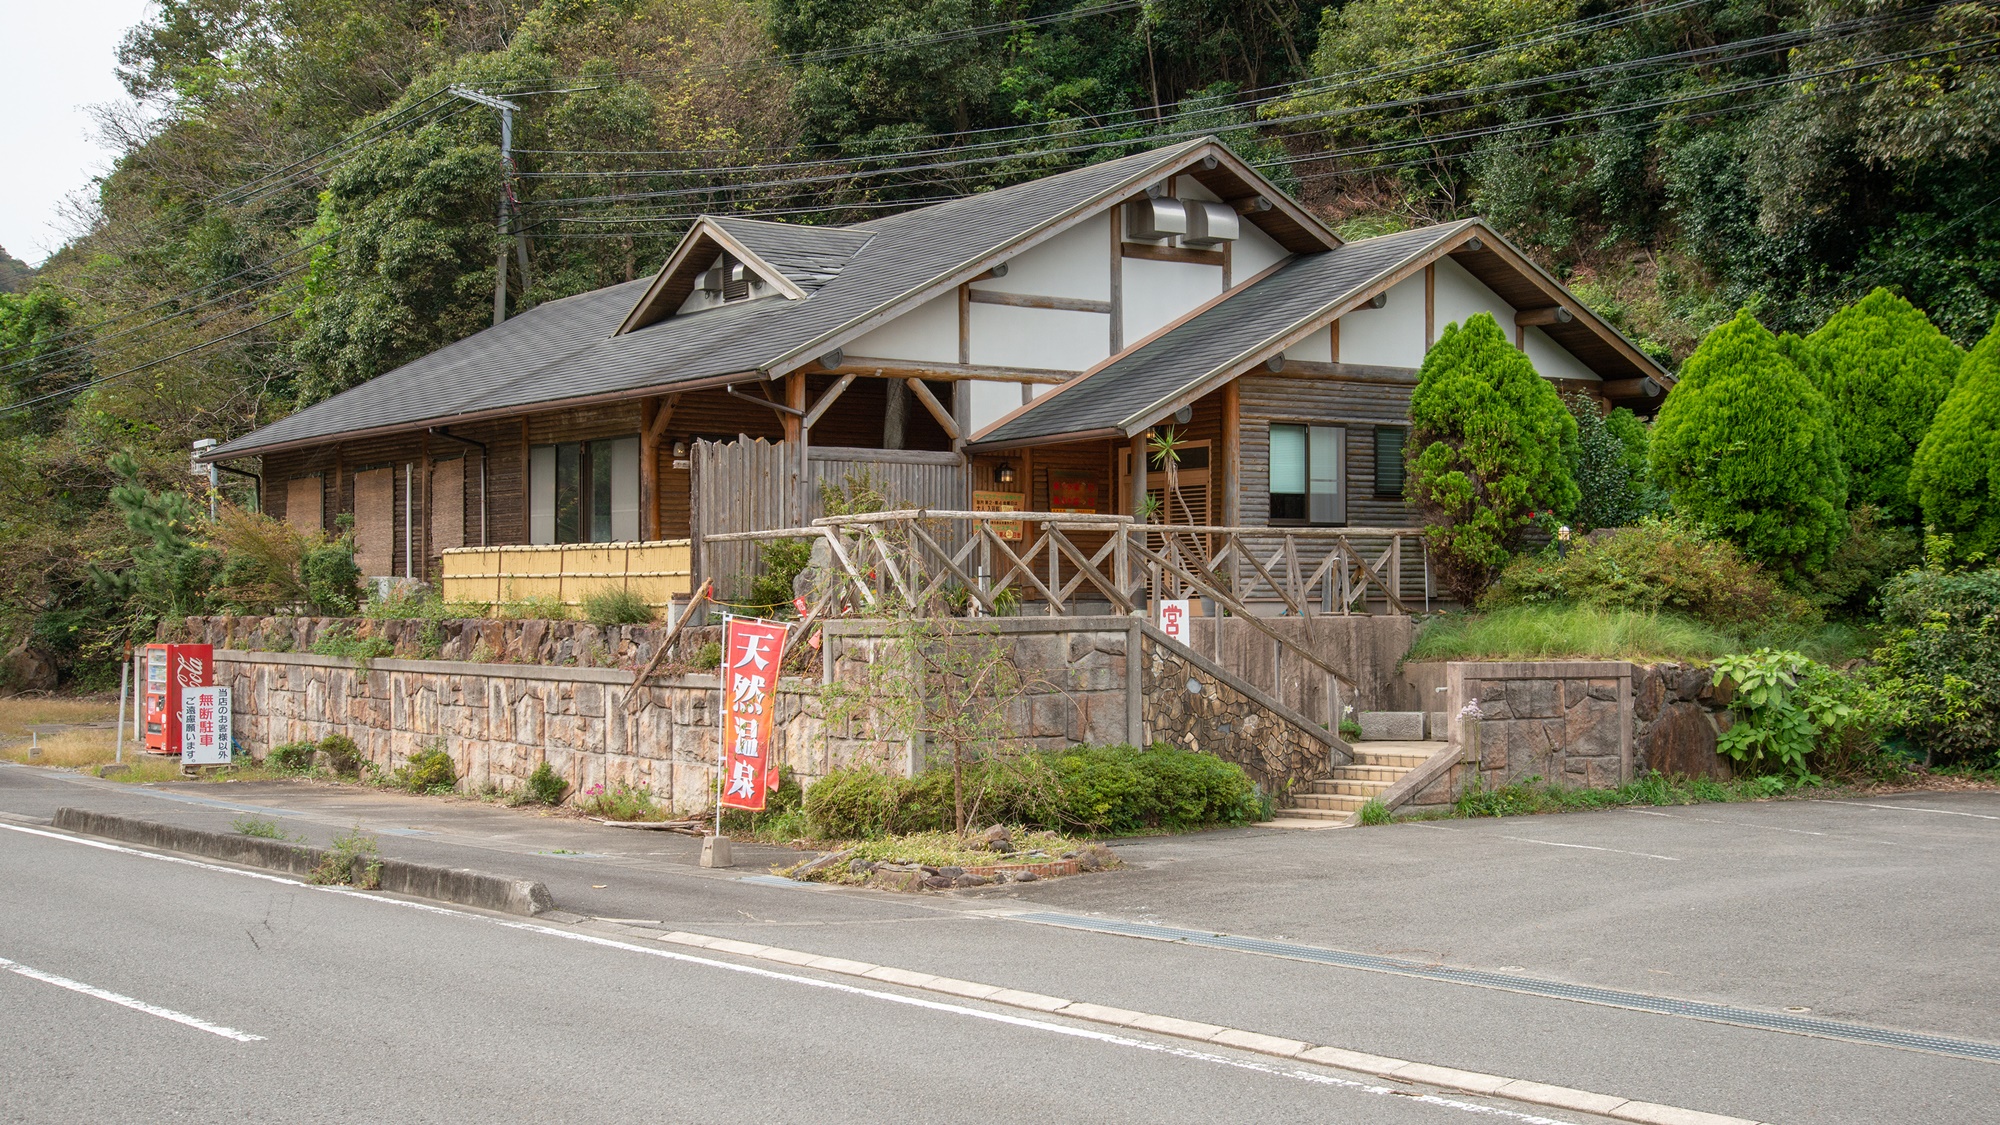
[1804,288,1962,523]
[1651,309,1847,577]
[1406,313,1579,602]
[1910,316,2000,561]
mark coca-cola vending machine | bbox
[143,643,212,755]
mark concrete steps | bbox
[1270,740,1446,824]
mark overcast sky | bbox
[2,0,158,266]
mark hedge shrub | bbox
[801,743,1262,839]
[1804,288,1962,524]
[1870,566,2000,764]
[1651,308,1848,578]
[1910,316,2000,562]
[1564,392,1662,531]
[1406,313,1579,602]
[1481,519,1814,627]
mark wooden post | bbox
[1424,264,1436,350]
[518,418,530,543]
[640,399,658,541]
[1130,431,1148,518]
[1108,206,1124,353]
[958,283,971,365]
[1221,381,1241,527]
[419,431,431,581]
[784,373,806,525]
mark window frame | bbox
[1265,422,1347,527]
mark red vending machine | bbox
[143,644,213,755]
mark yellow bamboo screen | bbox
[440,541,693,609]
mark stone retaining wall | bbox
[1137,627,1341,802]
[215,650,848,811]
[1397,660,1733,809]
[173,615,728,673]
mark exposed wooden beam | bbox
[966,289,1113,315]
[1424,264,1436,349]
[1120,242,1225,267]
[1229,194,1273,216]
[1270,359,1421,384]
[830,357,1075,384]
[1108,206,1124,353]
[1516,305,1574,326]
[957,283,971,365]
[801,371,859,430]
[645,393,678,441]
[1601,376,1664,399]
[725,384,802,416]
[904,377,960,442]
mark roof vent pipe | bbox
[1366,292,1388,309]
[1182,201,1239,246]
[818,348,845,370]
[1126,197,1189,242]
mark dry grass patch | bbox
[0,697,118,738]
[0,725,120,768]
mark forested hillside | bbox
[4,0,1998,682]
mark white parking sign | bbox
[180,685,232,765]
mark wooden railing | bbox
[703,511,1430,717]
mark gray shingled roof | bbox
[712,217,873,292]
[209,139,1211,459]
[971,222,1475,448]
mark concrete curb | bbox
[649,927,1775,1125]
[50,808,554,917]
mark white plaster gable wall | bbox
[1232,220,1289,281]
[845,290,958,363]
[1285,325,1333,362]
[1524,325,1601,382]
[1338,273,1426,367]
[1124,257,1224,343]
[968,304,1109,371]
[974,217,1110,301]
[1433,255,1516,336]
[969,380,1033,434]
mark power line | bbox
[3,312,293,418]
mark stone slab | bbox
[1358,711,1426,741]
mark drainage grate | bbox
[1008,912,2000,1064]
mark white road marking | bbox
[0,955,264,1042]
[1853,802,2000,822]
[1497,835,1680,861]
[1627,808,1936,850]
[0,822,1578,1123]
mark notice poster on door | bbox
[719,615,789,811]
[180,686,232,766]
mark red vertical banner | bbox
[719,615,789,811]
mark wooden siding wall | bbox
[1237,372,1423,529]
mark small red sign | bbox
[719,616,789,811]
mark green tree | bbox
[1651,309,1848,578]
[1405,313,1579,603]
[1563,391,1660,531]
[93,451,220,633]
[0,289,87,434]
[1910,316,2000,561]
[1803,288,1962,523]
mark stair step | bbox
[1290,792,1372,811]
[1323,765,1407,783]
[1268,806,1354,821]
[1309,778,1394,797]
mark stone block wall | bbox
[1137,627,1341,802]
[1395,660,1734,810]
[173,615,731,674]
[217,650,845,812]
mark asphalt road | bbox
[4,763,1998,1123]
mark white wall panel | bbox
[1123,257,1224,343]
[1433,256,1516,335]
[1286,325,1333,362]
[1524,326,1602,382]
[846,290,959,363]
[1232,221,1289,281]
[968,379,1032,434]
[1338,273,1426,367]
[967,303,1109,370]
[977,221,1109,301]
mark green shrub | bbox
[301,541,361,616]
[1804,288,1963,523]
[310,623,393,664]
[310,826,381,887]
[800,743,1260,839]
[391,744,457,794]
[266,740,317,773]
[316,733,363,777]
[721,765,808,837]
[746,538,812,617]
[1910,316,2000,562]
[1870,566,2000,764]
[1406,313,1580,602]
[1652,308,1848,578]
[577,781,668,821]
[1806,507,1923,619]
[579,586,654,626]
[1483,519,1813,628]
[690,641,721,670]
[1564,392,1662,531]
[1358,799,1392,826]
[524,761,569,805]
[1711,649,1857,777]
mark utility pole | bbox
[449,86,528,326]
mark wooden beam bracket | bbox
[903,377,960,441]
